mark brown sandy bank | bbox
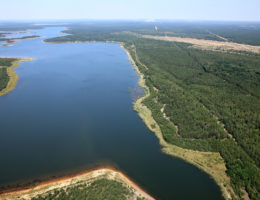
[0,168,154,200]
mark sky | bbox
[1,0,260,21]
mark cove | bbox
[0,27,223,200]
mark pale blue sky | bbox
[1,0,259,21]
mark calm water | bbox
[0,27,223,200]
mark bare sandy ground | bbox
[0,168,154,200]
[142,35,260,54]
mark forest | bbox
[125,39,260,199]
[44,22,260,200]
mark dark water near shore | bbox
[0,27,223,200]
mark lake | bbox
[0,27,223,200]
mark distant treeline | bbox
[45,21,260,46]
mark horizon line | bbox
[1,18,260,23]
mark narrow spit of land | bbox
[0,36,41,47]
[0,57,34,96]
[0,168,154,200]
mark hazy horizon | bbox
[1,0,260,21]
[1,19,260,23]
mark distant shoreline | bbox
[0,36,42,47]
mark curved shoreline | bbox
[121,43,237,200]
[0,167,154,200]
[0,39,236,199]
[0,57,34,96]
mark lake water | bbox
[0,27,223,200]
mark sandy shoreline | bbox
[121,43,237,200]
[0,39,237,199]
[0,168,154,200]
[0,57,34,96]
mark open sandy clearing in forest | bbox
[142,35,260,54]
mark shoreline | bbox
[121,43,237,200]
[0,36,42,47]
[0,39,236,199]
[0,167,154,200]
[0,57,34,96]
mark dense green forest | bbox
[125,40,260,200]
[31,178,142,200]
[0,58,17,91]
[44,23,260,200]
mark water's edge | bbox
[0,167,155,200]
[0,27,225,200]
[120,43,233,200]
[0,58,34,96]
